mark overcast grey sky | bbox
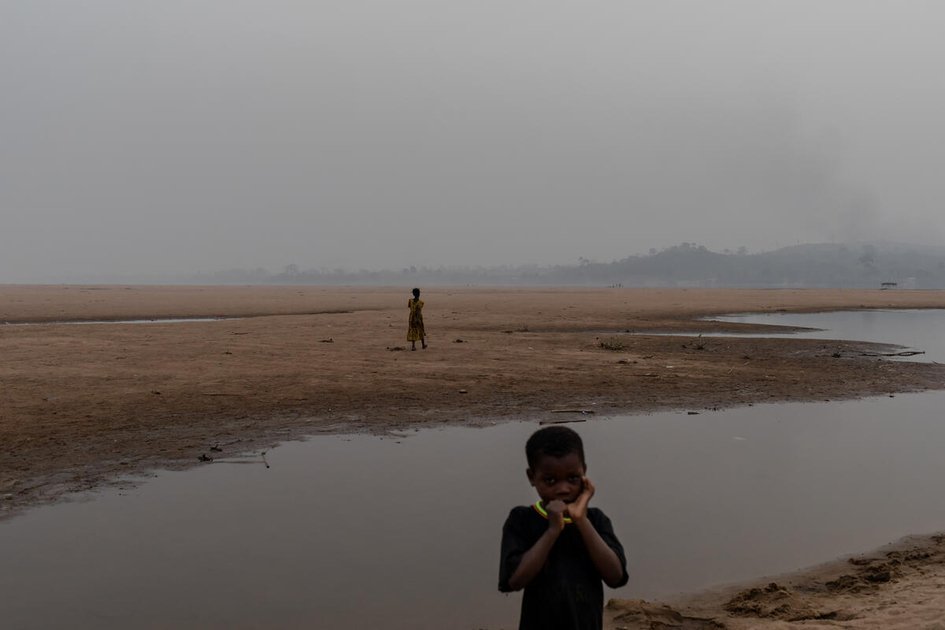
[2,1,944,281]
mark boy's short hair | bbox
[526,426,586,469]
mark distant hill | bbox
[550,241,945,289]
[190,241,945,288]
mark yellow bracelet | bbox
[532,500,573,524]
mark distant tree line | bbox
[187,242,945,289]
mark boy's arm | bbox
[504,503,567,591]
[568,478,626,588]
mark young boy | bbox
[498,426,628,630]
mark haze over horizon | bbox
[3,1,945,283]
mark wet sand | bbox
[3,285,945,628]
[606,533,945,629]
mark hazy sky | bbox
[2,1,944,281]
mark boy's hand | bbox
[545,499,568,532]
[566,477,595,522]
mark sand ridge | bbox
[607,533,945,629]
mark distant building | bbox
[880,282,898,290]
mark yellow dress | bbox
[407,298,425,341]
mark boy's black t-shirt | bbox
[498,505,629,630]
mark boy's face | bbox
[527,451,586,505]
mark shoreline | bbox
[606,530,945,629]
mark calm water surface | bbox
[710,309,945,362]
[2,310,945,629]
[3,317,228,326]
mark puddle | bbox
[2,317,231,326]
[2,310,945,629]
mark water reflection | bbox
[3,317,229,326]
[2,310,944,629]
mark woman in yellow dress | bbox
[407,287,427,350]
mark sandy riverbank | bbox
[3,286,945,628]
[605,532,945,629]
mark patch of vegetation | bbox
[598,337,626,351]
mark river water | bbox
[710,308,943,361]
[1,310,944,629]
